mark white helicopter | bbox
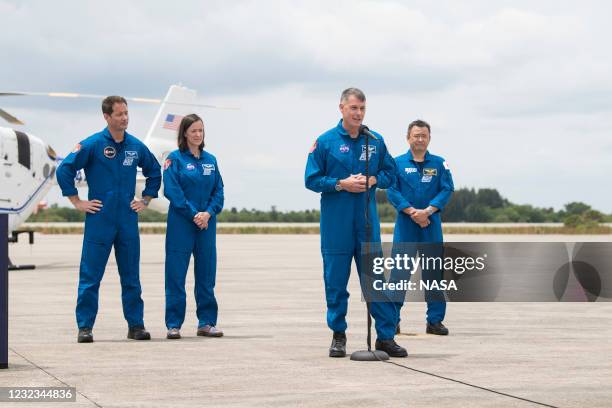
[0,85,232,269]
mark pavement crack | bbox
[9,347,104,407]
[382,359,559,407]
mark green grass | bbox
[440,225,612,235]
[20,225,612,235]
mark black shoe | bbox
[375,339,408,357]
[426,322,449,335]
[127,326,151,340]
[78,328,93,343]
[329,332,346,358]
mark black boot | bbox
[78,328,93,343]
[426,322,449,335]
[329,332,347,358]
[127,326,151,340]
[375,339,408,357]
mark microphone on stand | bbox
[359,124,378,140]
[350,124,389,362]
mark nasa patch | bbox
[339,144,350,153]
[103,146,116,159]
[405,167,417,174]
[186,163,196,171]
[202,163,215,176]
[163,159,172,170]
[421,175,433,183]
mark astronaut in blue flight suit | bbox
[56,96,161,343]
[162,114,224,340]
[387,119,454,336]
[305,88,407,358]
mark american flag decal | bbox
[163,114,183,130]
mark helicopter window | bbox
[15,130,31,169]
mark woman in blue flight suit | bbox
[163,114,224,339]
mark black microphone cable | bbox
[373,350,559,408]
[356,124,557,407]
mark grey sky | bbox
[2,0,611,212]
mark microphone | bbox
[351,122,390,362]
[359,124,378,140]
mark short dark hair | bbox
[340,87,366,103]
[101,96,127,115]
[177,113,204,152]
[407,119,431,136]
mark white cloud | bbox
[1,0,611,212]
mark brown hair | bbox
[177,113,204,152]
[101,96,127,115]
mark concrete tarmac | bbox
[3,234,611,407]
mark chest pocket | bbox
[200,163,217,197]
[118,149,137,199]
[328,145,353,174]
[179,161,216,193]
[420,167,440,187]
[399,166,420,189]
[121,149,139,167]
[202,163,216,176]
[357,142,382,174]
[179,162,200,185]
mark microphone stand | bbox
[350,126,389,362]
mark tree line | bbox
[27,188,611,226]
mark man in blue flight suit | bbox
[305,88,407,358]
[57,96,161,343]
[387,119,454,335]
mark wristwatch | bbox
[335,181,343,191]
[425,206,434,216]
[142,198,150,206]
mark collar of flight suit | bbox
[101,127,131,145]
[407,149,431,163]
[180,148,206,160]
[336,119,364,142]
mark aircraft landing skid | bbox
[8,230,36,270]
[8,258,35,271]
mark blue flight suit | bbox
[163,149,224,329]
[305,120,398,341]
[387,150,454,324]
[56,127,161,329]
